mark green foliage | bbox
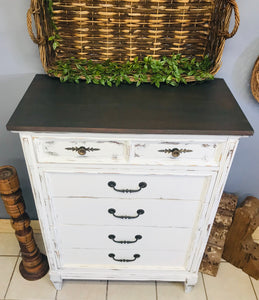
[46,0,60,49]
[45,0,213,86]
[48,54,214,87]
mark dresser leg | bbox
[184,282,194,293]
[0,166,49,280]
[184,274,198,293]
[52,280,63,290]
[49,271,63,290]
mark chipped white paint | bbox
[19,132,241,292]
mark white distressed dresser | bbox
[7,75,253,292]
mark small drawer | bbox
[45,171,216,201]
[60,249,187,268]
[59,225,193,252]
[52,197,203,228]
[33,136,128,164]
[131,140,225,166]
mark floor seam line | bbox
[3,255,19,300]
[249,276,258,300]
[201,273,209,300]
[106,280,109,300]
[55,289,58,300]
[0,254,20,257]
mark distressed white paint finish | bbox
[58,225,193,251]
[44,171,215,201]
[51,197,203,227]
[61,248,187,268]
[132,140,225,166]
[19,132,240,292]
[33,136,128,164]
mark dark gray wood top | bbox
[6,74,253,136]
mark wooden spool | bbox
[251,56,259,103]
[0,166,49,280]
[200,193,238,276]
[223,196,259,279]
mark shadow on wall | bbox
[223,38,259,205]
[232,37,259,104]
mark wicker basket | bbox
[251,56,259,103]
[27,0,239,81]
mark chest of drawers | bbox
[7,75,253,292]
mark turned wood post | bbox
[0,165,49,280]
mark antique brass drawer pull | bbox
[158,148,192,158]
[108,253,140,262]
[108,208,145,219]
[108,181,147,193]
[108,234,142,244]
[65,146,100,155]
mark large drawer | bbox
[45,171,216,201]
[52,197,204,228]
[131,140,225,167]
[58,225,193,252]
[60,249,187,268]
[33,136,128,164]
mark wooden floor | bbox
[0,231,258,300]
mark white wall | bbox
[0,0,258,219]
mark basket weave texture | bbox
[251,56,259,103]
[27,0,239,81]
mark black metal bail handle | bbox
[108,208,145,219]
[108,234,142,244]
[108,253,140,262]
[108,181,147,193]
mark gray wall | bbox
[0,0,258,219]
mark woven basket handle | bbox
[223,0,240,39]
[26,1,45,45]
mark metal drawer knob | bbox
[65,146,100,156]
[108,253,140,262]
[158,148,192,158]
[108,234,142,244]
[108,181,147,193]
[108,208,145,219]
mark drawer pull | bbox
[108,234,142,244]
[158,148,192,158]
[108,253,140,262]
[65,146,100,156]
[108,208,145,219]
[108,181,147,193]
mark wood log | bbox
[223,196,259,279]
[0,165,49,280]
[199,193,238,276]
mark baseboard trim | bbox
[0,219,41,233]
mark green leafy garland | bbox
[46,0,213,87]
[47,0,60,50]
[48,55,214,87]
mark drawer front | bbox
[132,140,225,166]
[33,137,128,164]
[61,249,186,268]
[45,171,215,201]
[52,197,203,228]
[59,225,193,251]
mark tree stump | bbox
[223,196,259,279]
[0,165,49,280]
[199,193,238,276]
